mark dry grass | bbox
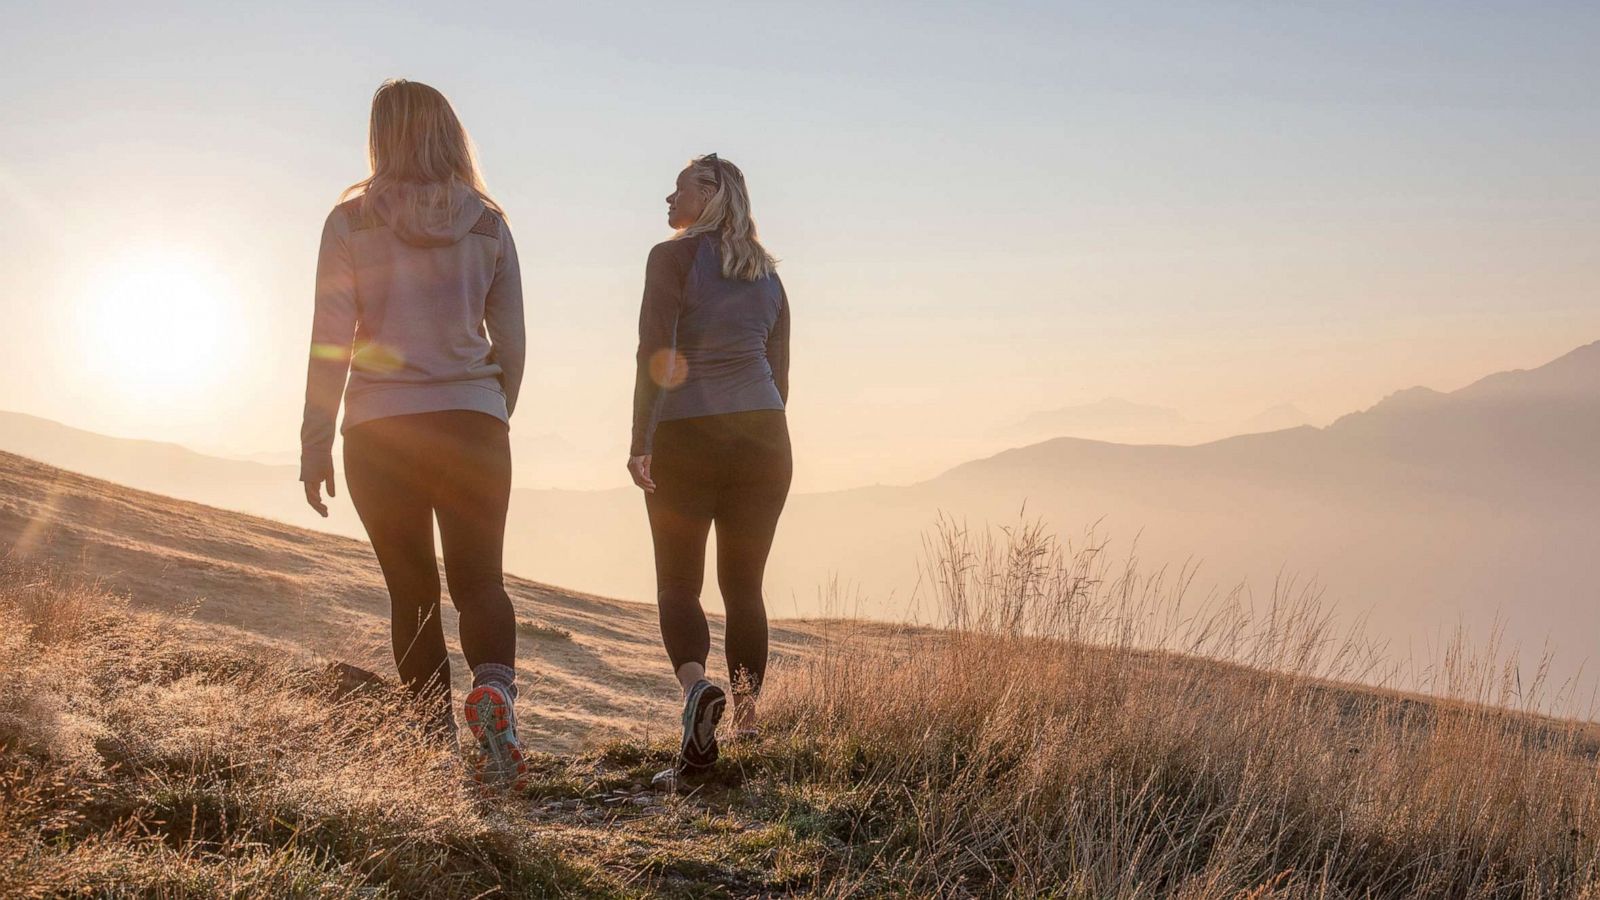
[4,515,1600,898]
[758,516,1600,897]
[0,562,605,898]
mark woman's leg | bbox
[432,411,517,686]
[646,494,714,691]
[714,411,793,729]
[713,514,777,699]
[427,411,526,787]
[646,482,729,778]
[343,421,452,719]
[645,418,718,693]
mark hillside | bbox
[0,450,912,753]
[3,452,1598,896]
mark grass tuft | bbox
[517,617,573,642]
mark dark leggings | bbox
[645,410,792,699]
[343,410,516,714]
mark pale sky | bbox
[2,1,1596,490]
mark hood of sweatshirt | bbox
[370,182,487,248]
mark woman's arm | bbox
[767,279,790,406]
[485,219,526,417]
[629,240,693,457]
[299,208,357,508]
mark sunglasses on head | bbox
[702,152,722,187]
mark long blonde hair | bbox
[341,79,503,224]
[678,154,777,281]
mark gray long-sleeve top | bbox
[631,233,790,456]
[299,184,524,482]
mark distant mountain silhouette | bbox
[771,341,1600,681]
[960,341,1599,496]
[1240,402,1311,434]
[1006,398,1190,443]
[1322,340,1600,489]
[1006,397,1310,446]
[0,411,291,495]
[0,410,369,540]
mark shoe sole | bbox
[680,682,726,769]
[463,686,528,790]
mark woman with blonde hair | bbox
[299,79,528,788]
[628,153,792,786]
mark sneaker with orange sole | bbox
[463,684,528,790]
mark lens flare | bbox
[310,342,351,362]
[10,473,66,561]
[649,348,688,389]
[352,341,406,374]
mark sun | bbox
[77,249,242,398]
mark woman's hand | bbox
[303,474,336,517]
[627,454,656,493]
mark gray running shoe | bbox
[679,679,726,770]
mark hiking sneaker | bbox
[679,679,726,770]
[463,684,528,790]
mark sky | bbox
[1,0,1596,491]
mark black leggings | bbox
[645,410,792,698]
[343,410,516,712]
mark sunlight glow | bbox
[77,250,241,399]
